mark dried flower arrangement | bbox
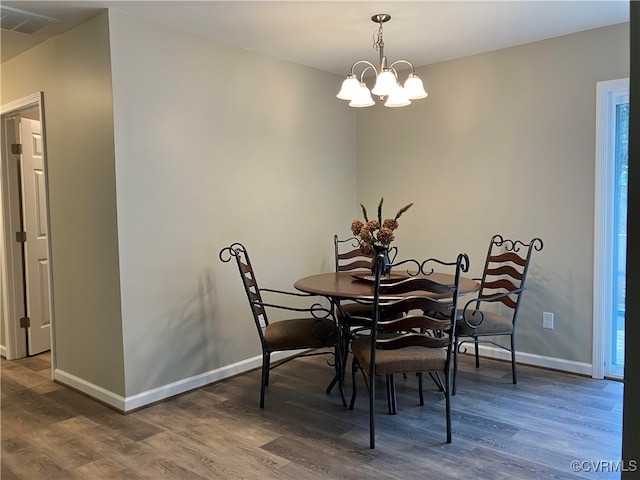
[350,198,413,255]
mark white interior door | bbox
[20,117,51,354]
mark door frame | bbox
[1,92,55,362]
[593,78,628,379]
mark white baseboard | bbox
[53,345,593,413]
[54,369,127,411]
[53,349,306,413]
[466,344,593,377]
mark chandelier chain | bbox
[373,24,384,52]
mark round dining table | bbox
[294,271,480,300]
[295,270,479,412]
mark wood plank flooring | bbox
[1,351,622,479]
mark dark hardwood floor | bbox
[1,351,622,479]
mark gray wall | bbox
[1,12,126,395]
[356,23,629,365]
[107,10,357,397]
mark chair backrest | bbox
[219,243,269,339]
[334,235,399,272]
[334,235,372,272]
[476,234,544,325]
[369,253,469,358]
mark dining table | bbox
[294,271,480,300]
[294,270,480,411]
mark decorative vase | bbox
[371,245,393,277]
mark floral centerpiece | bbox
[350,198,413,256]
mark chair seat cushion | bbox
[351,335,446,375]
[264,318,339,351]
[455,309,514,336]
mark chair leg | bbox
[452,335,459,395]
[336,344,347,406]
[431,372,445,392]
[418,372,424,406]
[351,358,376,448]
[386,374,397,415]
[260,352,270,409]
[370,367,376,449]
[474,336,480,368]
[511,334,517,384]
[327,321,350,395]
[325,374,338,394]
[444,370,452,444]
[349,356,359,410]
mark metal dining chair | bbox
[219,242,346,408]
[349,253,469,448]
[331,235,402,402]
[453,234,543,394]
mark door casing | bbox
[1,92,54,363]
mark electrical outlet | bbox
[543,312,554,329]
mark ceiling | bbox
[0,1,630,74]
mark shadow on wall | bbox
[125,267,240,395]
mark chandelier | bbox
[337,14,428,108]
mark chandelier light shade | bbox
[337,14,428,108]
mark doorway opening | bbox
[594,78,628,380]
[1,92,53,360]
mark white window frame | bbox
[593,77,628,379]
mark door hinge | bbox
[16,231,26,243]
[20,317,30,328]
[11,143,22,155]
